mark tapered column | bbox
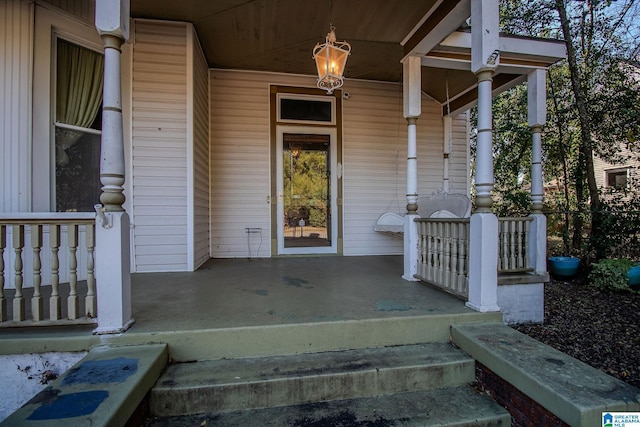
[467,0,500,312]
[528,69,546,214]
[99,34,125,211]
[528,69,547,273]
[402,56,421,281]
[94,0,133,334]
[96,0,129,211]
[474,70,495,211]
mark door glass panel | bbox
[283,133,331,248]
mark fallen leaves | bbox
[513,279,640,388]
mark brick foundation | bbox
[475,363,570,427]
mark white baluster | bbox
[437,222,444,286]
[500,221,508,270]
[444,222,451,290]
[13,225,25,322]
[0,225,6,322]
[50,225,61,320]
[451,223,459,291]
[516,220,524,269]
[427,222,434,281]
[86,223,96,318]
[67,224,79,320]
[509,220,516,270]
[31,225,43,321]
[459,222,469,293]
[524,220,531,270]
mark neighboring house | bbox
[593,146,640,192]
[0,0,565,331]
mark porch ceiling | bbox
[130,0,565,114]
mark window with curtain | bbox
[55,38,104,212]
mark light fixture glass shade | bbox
[313,28,351,94]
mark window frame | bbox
[605,168,628,189]
[276,93,336,126]
[33,6,104,212]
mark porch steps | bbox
[147,342,510,426]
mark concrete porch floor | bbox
[0,256,502,361]
[129,255,474,332]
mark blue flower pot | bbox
[548,256,580,279]
[628,265,640,287]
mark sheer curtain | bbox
[55,38,104,166]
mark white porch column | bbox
[467,0,500,312]
[94,0,133,334]
[402,56,421,281]
[528,69,547,273]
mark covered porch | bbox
[0,0,564,335]
[0,255,500,361]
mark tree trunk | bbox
[548,71,573,255]
[554,0,602,258]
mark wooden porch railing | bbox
[415,218,470,299]
[0,213,97,327]
[498,217,533,273]
[415,216,534,299]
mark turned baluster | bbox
[67,224,79,320]
[31,225,43,321]
[85,223,96,318]
[12,225,25,322]
[50,225,61,320]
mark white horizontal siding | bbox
[209,71,315,258]
[448,112,470,195]
[191,27,210,269]
[1,0,32,212]
[342,80,465,256]
[209,71,469,258]
[131,20,189,272]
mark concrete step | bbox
[1,344,168,427]
[150,343,476,417]
[452,323,640,427]
[147,386,511,427]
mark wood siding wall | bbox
[131,20,189,272]
[190,28,210,269]
[342,81,469,255]
[0,0,33,212]
[209,71,283,258]
[593,147,640,189]
[209,70,469,257]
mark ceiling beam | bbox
[442,73,526,117]
[436,31,566,65]
[402,0,470,59]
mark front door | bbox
[276,126,337,254]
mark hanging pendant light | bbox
[312,1,351,94]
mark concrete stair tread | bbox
[2,344,168,427]
[150,343,477,417]
[156,342,471,387]
[148,386,511,427]
[452,323,640,426]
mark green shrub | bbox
[588,258,635,292]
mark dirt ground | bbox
[513,278,640,388]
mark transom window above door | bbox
[277,94,335,125]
